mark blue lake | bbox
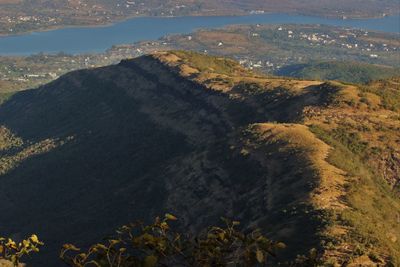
[0,14,399,55]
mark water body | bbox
[0,14,399,55]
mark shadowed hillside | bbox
[0,51,399,266]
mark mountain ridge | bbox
[0,51,399,266]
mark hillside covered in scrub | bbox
[0,51,399,266]
[275,61,400,84]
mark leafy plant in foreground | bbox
[60,214,287,267]
[0,234,44,266]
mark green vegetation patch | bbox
[360,78,400,112]
[276,61,399,84]
[171,50,246,75]
[310,125,400,265]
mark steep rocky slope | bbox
[0,51,399,266]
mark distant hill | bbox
[0,51,399,266]
[276,61,400,84]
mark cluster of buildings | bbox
[0,41,168,89]
[238,59,276,70]
[274,27,398,59]
[1,15,59,33]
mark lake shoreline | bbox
[1,13,399,56]
[0,11,397,38]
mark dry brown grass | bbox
[154,51,327,95]
[250,123,348,210]
[196,31,249,44]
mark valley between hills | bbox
[0,51,399,266]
